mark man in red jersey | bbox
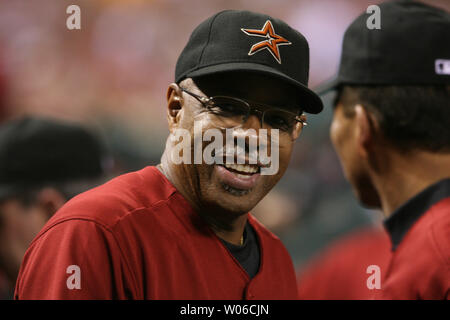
[320,1,450,299]
[15,10,323,299]
[0,116,110,299]
[297,227,391,300]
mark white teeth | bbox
[223,163,258,174]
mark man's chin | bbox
[208,183,263,214]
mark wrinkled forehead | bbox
[191,72,302,111]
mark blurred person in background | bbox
[0,116,111,299]
[0,51,9,297]
[297,226,390,299]
[321,1,450,299]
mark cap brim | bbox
[186,62,324,114]
[313,77,340,96]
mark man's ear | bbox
[166,83,184,132]
[292,114,307,140]
[354,104,378,158]
[35,188,66,220]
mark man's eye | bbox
[219,103,241,114]
[210,102,245,116]
[265,115,293,130]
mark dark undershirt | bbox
[384,178,450,251]
[220,221,261,279]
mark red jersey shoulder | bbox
[378,199,450,300]
[398,197,450,266]
[37,166,176,238]
[426,197,450,266]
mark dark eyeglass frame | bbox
[180,88,307,131]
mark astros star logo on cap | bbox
[241,20,292,64]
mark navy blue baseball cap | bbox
[316,0,450,96]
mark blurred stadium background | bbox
[0,0,448,279]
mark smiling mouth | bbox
[215,163,261,196]
[222,163,260,175]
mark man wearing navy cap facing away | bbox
[15,10,322,299]
[321,1,450,299]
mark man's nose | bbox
[231,119,263,162]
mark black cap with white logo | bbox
[317,0,450,95]
[175,10,323,114]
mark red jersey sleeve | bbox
[14,219,136,300]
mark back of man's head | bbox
[336,84,450,153]
[329,1,450,154]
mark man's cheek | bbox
[260,147,279,176]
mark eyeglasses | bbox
[180,88,307,138]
